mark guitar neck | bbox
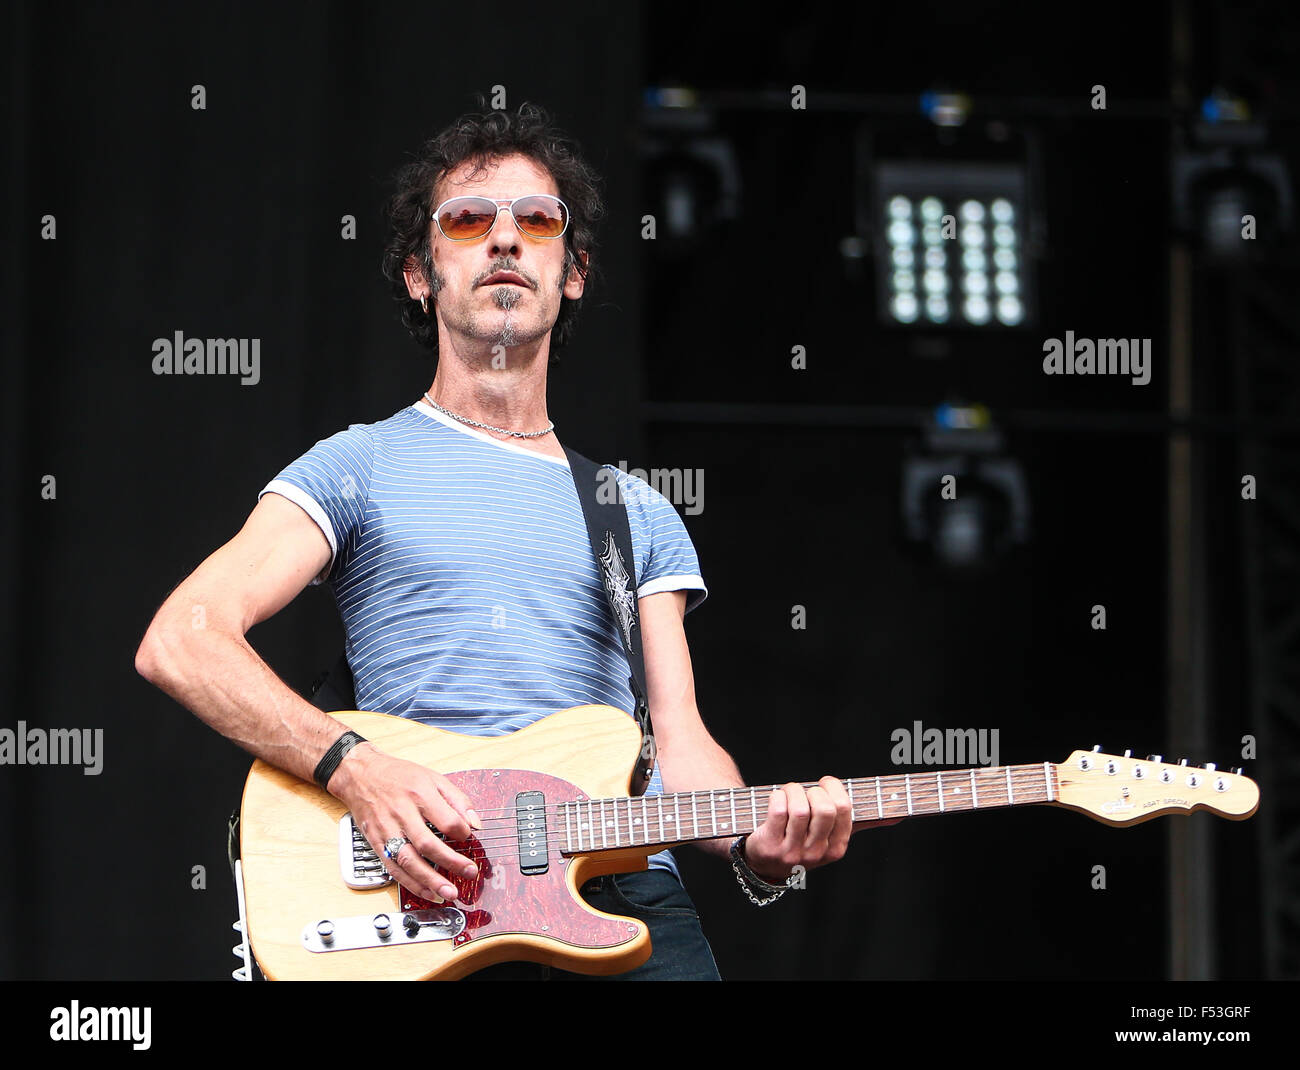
[558,762,1058,854]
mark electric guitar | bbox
[235,704,1260,980]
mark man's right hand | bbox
[329,743,483,902]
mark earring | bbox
[420,294,429,314]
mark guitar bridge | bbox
[338,813,395,889]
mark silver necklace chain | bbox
[422,393,555,439]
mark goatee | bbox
[491,285,522,311]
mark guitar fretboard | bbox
[558,763,1059,854]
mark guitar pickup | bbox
[516,791,549,876]
[339,813,395,889]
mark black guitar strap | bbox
[563,447,656,797]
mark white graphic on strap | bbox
[598,530,637,651]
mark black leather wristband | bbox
[314,730,367,791]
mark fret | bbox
[558,765,1069,852]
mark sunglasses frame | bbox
[432,193,571,242]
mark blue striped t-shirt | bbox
[259,399,707,876]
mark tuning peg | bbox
[1179,758,1188,766]
[1205,762,1216,771]
[1148,754,1163,763]
[1122,749,1131,757]
[1232,767,1243,775]
[1092,744,1102,752]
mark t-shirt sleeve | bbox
[614,468,708,613]
[257,423,374,585]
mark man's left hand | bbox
[741,776,900,883]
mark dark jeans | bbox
[465,868,722,981]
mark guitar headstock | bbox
[1053,748,1259,826]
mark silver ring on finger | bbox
[383,835,410,861]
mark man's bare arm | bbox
[134,492,479,900]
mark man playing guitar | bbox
[135,103,869,980]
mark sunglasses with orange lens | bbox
[433,194,570,241]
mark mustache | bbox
[476,260,536,288]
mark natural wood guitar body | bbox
[240,704,659,981]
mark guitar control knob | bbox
[373,914,392,939]
[315,921,335,945]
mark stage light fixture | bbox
[1171,88,1293,258]
[874,162,1032,328]
[900,404,1032,571]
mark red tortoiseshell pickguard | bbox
[397,768,636,952]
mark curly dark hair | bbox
[381,102,605,359]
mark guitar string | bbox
[356,774,1231,871]
[385,774,1058,835]
[416,783,1038,837]
[410,768,1057,822]
[371,786,1035,879]
[369,787,1063,883]
[370,786,1049,856]
[384,772,1056,834]
[362,756,1219,832]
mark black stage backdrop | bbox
[0,0,1283,991]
